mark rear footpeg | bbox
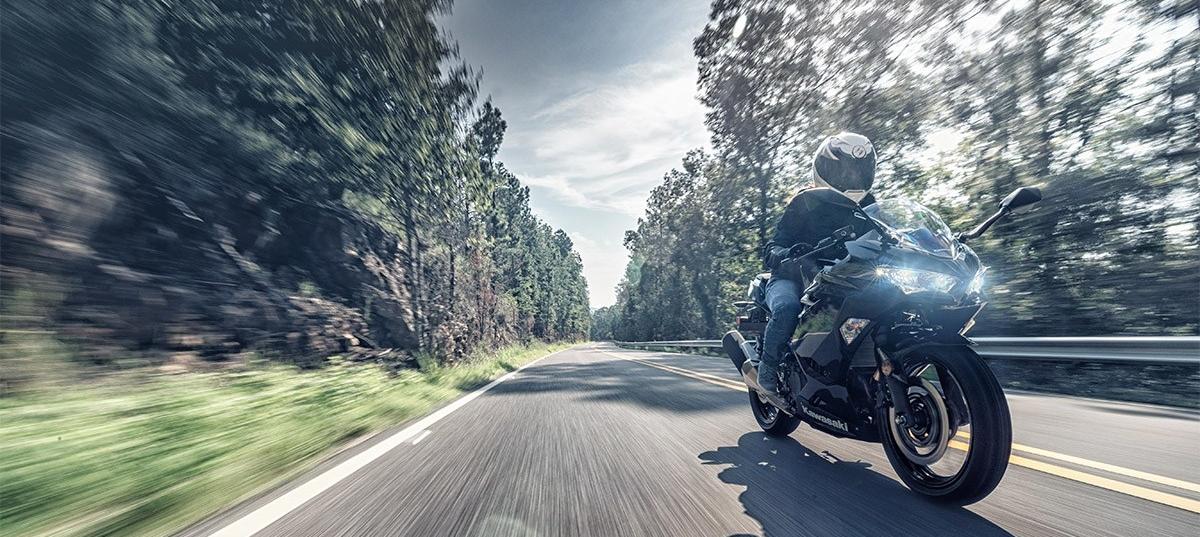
[743,361,795,415]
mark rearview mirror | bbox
[959,186,1044,243]
[1000,186,1042,211]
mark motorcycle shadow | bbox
[699,431,1013,537]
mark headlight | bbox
[967,267,987,295]
[875,266,958,294]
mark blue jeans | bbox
[760,277,803,375]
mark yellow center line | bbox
[603,351,744,391]
[957,431,1200,494]
[607,348,1200,514]
[948,440,1200,513]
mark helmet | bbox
[812,132,876,202]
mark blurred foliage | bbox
[604,0,1198,340]
[589,305,620,340]
[0,340,569,537]
[0,0,589,369]
[0,3,590,533]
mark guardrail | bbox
[616,336,1200,365]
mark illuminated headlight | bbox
[875,266,958,294]
[967,267,987,295]
[840,318,870,344]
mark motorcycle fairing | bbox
[798,284,904,384]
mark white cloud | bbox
[496,59,710,307]
[441,0,713,308]
[508,61,709,217]
[521,173,653,216]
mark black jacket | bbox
[763,188,875,280]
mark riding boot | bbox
[757,361,780,394]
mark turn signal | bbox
[839,318,870,344]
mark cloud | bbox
[445,3,712,307]
[506,61,710,217]
[502,61,708,306]
[521,172,652,216]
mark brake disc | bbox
[888,378,951,465]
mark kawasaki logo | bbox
[800,403,849,433]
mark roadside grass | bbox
[0,340,574,537]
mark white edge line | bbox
[410,430,432,445]
[206,346,571,537]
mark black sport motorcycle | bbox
[723,186,1042,504]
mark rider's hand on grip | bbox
[788,243,813,258]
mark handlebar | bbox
[800,225,857,261]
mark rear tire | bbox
[749,389,801,437]
[878,346,1011,504]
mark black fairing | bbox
[781,234,984,440]
[730,194,1000,443]
[797,284,904,386]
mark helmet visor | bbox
[813,153,875,192]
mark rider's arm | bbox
[763,242,792,271]
[763,195,810,270]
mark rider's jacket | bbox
[763,188,876,281]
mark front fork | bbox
[876,349,915,426]
[885,375,916,426]
[875,347,971,429]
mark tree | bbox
[611,0,1198,339]
[1,0,592,370]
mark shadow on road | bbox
[701,432,1013,537]
[491,357,743,414]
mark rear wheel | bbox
[749,389,801,437]
[877,346,1011,504]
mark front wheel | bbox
[749,389,801,437]
[877,346,1012,504]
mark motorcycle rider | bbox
[757,132,877,395]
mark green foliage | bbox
[609,151,757,341]
[0,0,590,364]
[589,306,620,340]
[0,342,571,537]
[611,0,1198,339]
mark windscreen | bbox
[864,197,958,258]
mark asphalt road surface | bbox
[182,343,1200,537]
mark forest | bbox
[0,2,1195,535]
[594,0,1198,341]
[1,0,590,374]
[2,6,594,532]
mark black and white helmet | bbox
[812,132,876,202]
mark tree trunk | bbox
[402,188,424,350]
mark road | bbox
[182,343,1200,537]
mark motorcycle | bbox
[723,185,1042,504]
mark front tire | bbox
[877,346,1011,504]
[749,389,801,437]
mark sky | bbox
[441,0,712,308]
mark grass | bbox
[0,341,574,537]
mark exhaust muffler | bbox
[722,330,761,389]
[722,330,751,369]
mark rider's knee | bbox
[772,299,802,318]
